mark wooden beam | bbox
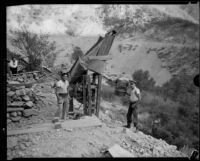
[7,124,54,136]
[96,74,102,117]
[7,116,102,136]
[61,115,102,129]
[69,97,74,112]
[83,75,87,115]
[88,55,112,61]
[87,75,92,116]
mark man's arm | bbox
[135,90,141,101]
[54,82,60,98]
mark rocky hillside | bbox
[7,4,199,86]
[7,81,187,159]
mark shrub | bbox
[153,126,173,144]
[177,105,190,117]
[132,69,156,91]
[101,84,115,102]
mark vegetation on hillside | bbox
[9,26,59,71]
[133,70,199,150]
[101,69,199,151]
[70,46,84,63]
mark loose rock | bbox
[25,101,34,108]
[17,111,22,116]
[10,112,17,117]
[11,116,21,122]
[7,91,15,97]
[22,95,30,101]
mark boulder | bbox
[7,91,15,97]
[7,113,10,118]
[23,109,38,117]
[11,94,19,101]
[19,86,26,89]
[17,111,22,116]
[16,77,24,82]
[22,95,30,101]
[11,116,21,122]
[19,89,26,96]
[25,101,34,108]
[7,87,11,92]
[15,89,26,96]
[15,90,21,96]
[10,112,17,117]
[7,119,12,124]
[26,89,32,96]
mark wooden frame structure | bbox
[68,29,119,117]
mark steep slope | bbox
[6,4,199,86]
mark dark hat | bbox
[60,69,69,76]
[130,79,137,84]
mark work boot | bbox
[123,124,131,128]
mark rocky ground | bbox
[7,81,187,159]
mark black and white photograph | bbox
[6,4,199,159]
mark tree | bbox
[132,69,156,91]
[71,46,84,63]
[9,26,58,71]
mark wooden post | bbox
[83,75,87,115]
[87,75,92,116]
[69,97,74,112]
[96,74,102,117]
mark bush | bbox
[153,126,173,144]
[132,69,156,91]
[177,105,190,118]
[101,84,115,102]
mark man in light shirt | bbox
[125,79,141,130]
[53,69,70,121]
[9,57,18,75]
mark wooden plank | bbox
[7,116,102,136]
[88,55,112,61]
[7,124,54,136]
[61,115,102,129]
[69,97,74,112]
[108,144,135,158]
[83,75,87,115]
[86,60,106,74]
[96,74,102,117]
[87,76,92,115]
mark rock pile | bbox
[120,129,187,157]
[8,71,44,84]
[7,85,40,124]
